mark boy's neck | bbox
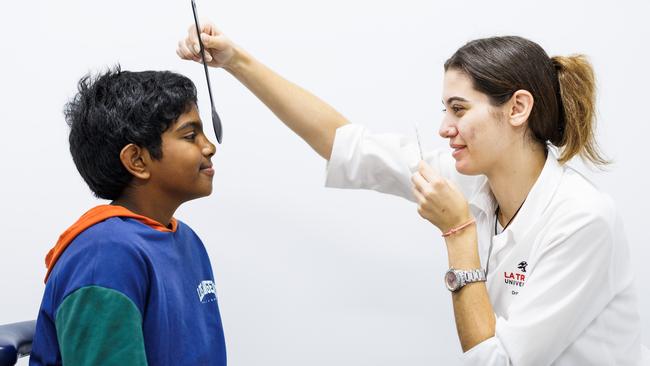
[112,190,179,229]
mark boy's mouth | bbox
[200,162,215,177]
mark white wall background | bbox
[1,0,648,365]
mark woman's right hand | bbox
[176,21,236,69]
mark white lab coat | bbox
[325,124,648,366]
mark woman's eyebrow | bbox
[444,96,470,105]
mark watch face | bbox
[445,271,458,291]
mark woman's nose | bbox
[439,120,458,138]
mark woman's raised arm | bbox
[177,22,348,160]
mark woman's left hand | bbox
[411,161,472,233]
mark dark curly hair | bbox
[65,66,197,200]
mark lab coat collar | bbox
[469,177,496,217]
[468,148,564,243]
[497,149,564,244]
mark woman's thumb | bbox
[201,33,223,49]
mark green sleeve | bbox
[55,286,148,365]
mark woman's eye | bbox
[442,106,464,113]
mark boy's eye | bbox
[184,133,197,141]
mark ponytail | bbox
[551,55,609,166]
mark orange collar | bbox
[44,205,177,283]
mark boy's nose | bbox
[203,139,216,158]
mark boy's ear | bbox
[507,89,534,128]
[119,144,151,180]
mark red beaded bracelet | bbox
[441,218,476,237]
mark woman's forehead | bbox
[442,69,487,104]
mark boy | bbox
[30,67,226,365]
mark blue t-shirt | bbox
[30,217,226,365]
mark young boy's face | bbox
[148,103,217,202]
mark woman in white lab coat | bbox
[177,24,647,365]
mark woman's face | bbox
[440,69,513,176]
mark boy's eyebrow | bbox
[175,121,203,131]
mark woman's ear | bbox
[508,90,534,128]
[119,144,151,180]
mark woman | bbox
[177,23,647,365]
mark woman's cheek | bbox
[457,121,476,144]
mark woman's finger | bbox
[418,160,441,182]
[201,20,222,36]
[412,187,426,205]
[178,39,201,62]
[177,40,194,60]
[411,172,431,195]
[184,34,201,57]
[201,33,229,51]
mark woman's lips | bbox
[451,146,466,159]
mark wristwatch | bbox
[444,268,486,292]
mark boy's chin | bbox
[183,187,214,203]
[196,186,214,199]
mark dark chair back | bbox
[0,320,36,366]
